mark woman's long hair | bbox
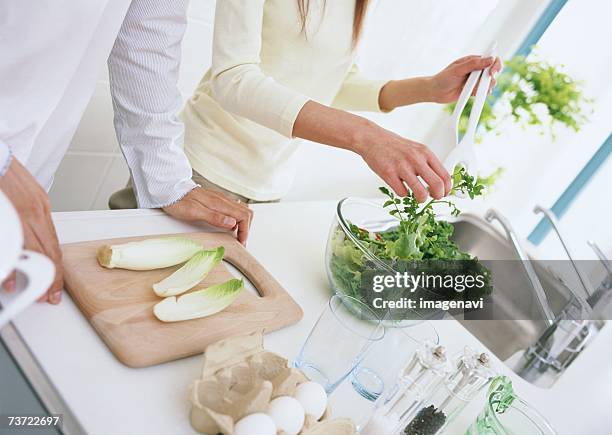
[297,0,370,46]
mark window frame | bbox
[493,0,611,245]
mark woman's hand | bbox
[428,55,503,104]
[293,101,450,202]
[378,55,502,111]
[353,124,451,202]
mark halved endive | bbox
[153,278,244,322]
[152,247,225,297]
[97,237,203,270]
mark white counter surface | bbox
[11,202,612,434]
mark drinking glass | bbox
[294,294,385,394]
[350,319,440,402]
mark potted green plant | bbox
[449,50,591,141]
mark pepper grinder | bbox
[360,341,451,435]
[401,347,496,435]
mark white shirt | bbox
[0,0,195,208]
[182,0,387,201]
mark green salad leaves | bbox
[328,165,494,320]
[377,165,485,261]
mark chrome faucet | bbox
[484,209,555,325]
[588,241,612,286]
[533,206,593,318]
[586,240,612,313]
[534,206,595,298]
[504,208,607,388]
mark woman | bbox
[181,0,501,204]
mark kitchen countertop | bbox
[10,202,612,434]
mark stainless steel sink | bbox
[447,214,576,361]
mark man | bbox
[0,0,252,304]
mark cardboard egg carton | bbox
[190,331,356,435]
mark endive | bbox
[152,247,224,297]
[97,237,202,270]
[153,278,243,322]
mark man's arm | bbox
[108,0,252,243]
[108,0,195,208]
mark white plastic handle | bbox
[463,43,498,141]
[451,69,482,127]
[463,67,492,140]
[0,250,55,328]
[453,43,498,141]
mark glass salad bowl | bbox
[325,197,448,324]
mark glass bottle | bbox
[360,341,451,435]
[400,347,496,435]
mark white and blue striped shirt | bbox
[107,0,196,207]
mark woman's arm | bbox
[208,0,310,138]
[332,56,502,112]
[331,64,389,112]
[293,101,451,202]
[305,55,503,198]
[331,65,430,112]
[378,55,503,111]
[209,0,451,201]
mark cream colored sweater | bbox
[182,0,387,200]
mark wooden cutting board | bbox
[61,232,303,368]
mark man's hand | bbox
[0,159,63,304]
[163,187,254,245]
[428,55,503,104]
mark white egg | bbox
[293,381,328,420]
[293,381,327,420]
[234,413,276,435]
[266,396,305,435]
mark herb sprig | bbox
[374,165,488,260]
[381,164,486,221]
